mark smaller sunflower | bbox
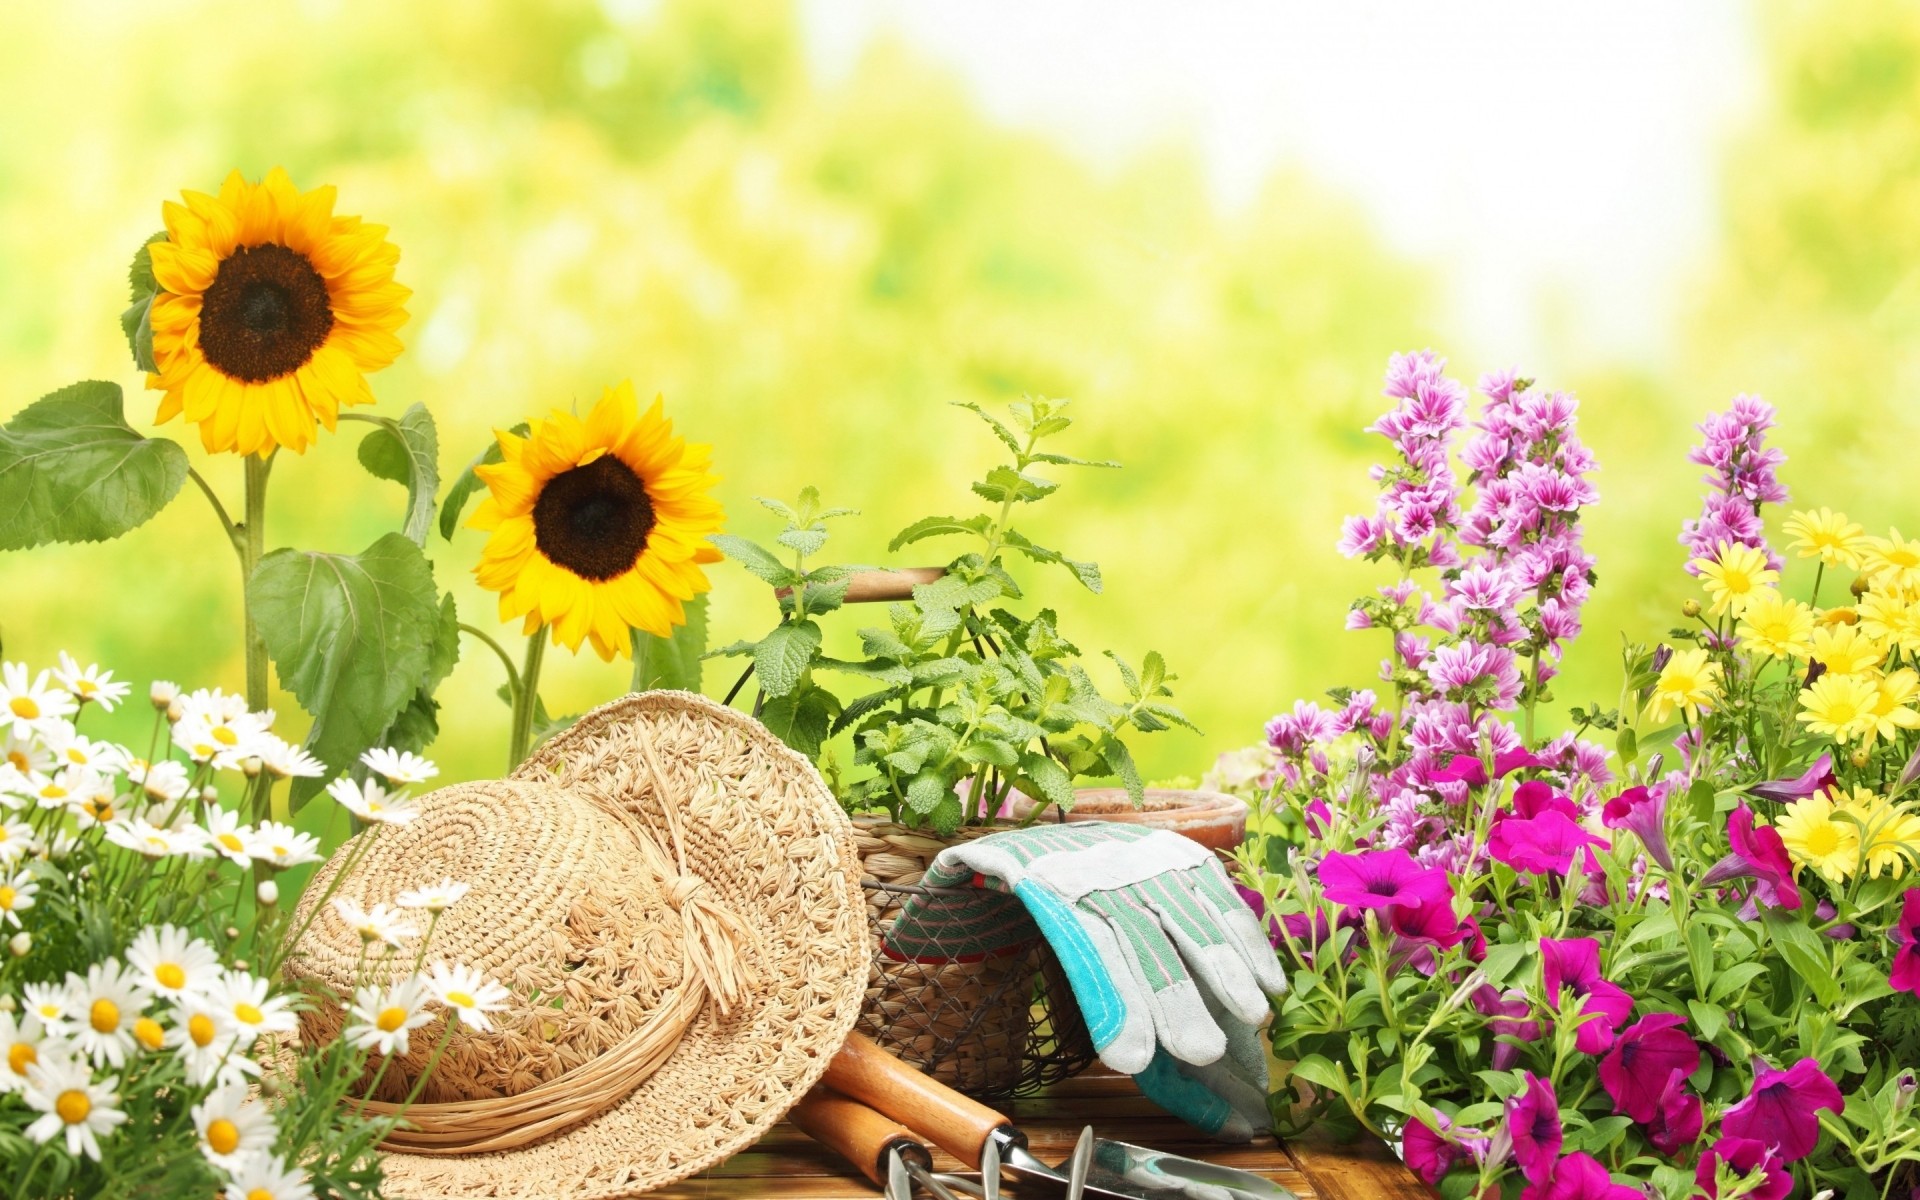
[471,382,723,660]
[145,168,409,456]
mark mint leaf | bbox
[759,684,841,757]
[0,381,187,550]
[753,619,822,698]
[889,513,991,552]
[631,595,707,693]
[355,404,440,546]
[710,534,802,587]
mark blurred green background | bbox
[3,0,1919,821]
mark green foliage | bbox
[247,533,446,809]
[631,594,709,693]
[353,404,441,547]
[0,381,187,551]
[437,423,528,542]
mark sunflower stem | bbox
[242,451,276,822]
[457,624,522,699]
[509,629,549,769]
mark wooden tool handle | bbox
[776,567,947,606]
[789,1089,932,1187]
[824,1032,1010,1168]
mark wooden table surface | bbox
[653,1069,1435,1199]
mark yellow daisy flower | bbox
[1735,588,1815,659]
[1783,507,1868,569]
[471,382,725,661]
[1860,668,1920,746]
[1859,593,1910,645]
[1833,785,1920,879]
[1816,606,1859,628]
[1644,647,1720,724]
[1863,529,1920,595]
[146,168,409,456]
[1775,789,1860,884]
[1807,623,1885,676]
[1796,672,1880,743]
[1691,542,1779,617]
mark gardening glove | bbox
[885,822,1285,1140]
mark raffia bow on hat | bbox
[284,691,869,1200]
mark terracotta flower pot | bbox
[1012,787,1250,854]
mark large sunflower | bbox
[145,167,409,456]
[471,382,724,660]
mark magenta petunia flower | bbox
[1425,640,1522,709]
[1386,896,1467,948]
[1519,1151,1641,1200]
[1598,1013,1699,1122]
[1644,1069,1703,1157]
[1600,784,1672,871]
[1318,849,1453,912]
[1509,779,1580,822]
[1721,1057,1844,1163]
[1700,805,1803,912]
[1402,1114,1468,1185]
[1434,745,1543,789]
[1539,937,1633,1054]
[1488,811,1609,877]
[1694,1136,1792,1200]
[1506,1072,1561,1185]
[1890,889,1920,995]
[1749,754,1837,805]
[1472,984,1540,1071]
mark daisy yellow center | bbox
[90,999,121,1033]
[271,844,289,857]
[218,833,245,853]
[1891,547,1920,568]
[212,726,240,747]
[39,786,65,800]
[198,242,335,384]
[532,454,656,581]
[206,1117,241,1156]
[65,748,86,764]
[0,888,14,910]
[8,1042,35,1074]
[84,801,111,821]
[144,836,168,850]
[35,1004,60,1020]
[367,800,383,814]
[1801,823,1846,858]
[189,1013,217,1047]
[445,990,475,1008]
[248,1191,275,1200]
[233,1003,264,1026]
[376,1006,410,1032]
[134,1017,165,1051]
[55,1089,91,1125]
[9,697,39,720]
[1721,566,1756,594]
[73,680,97,696]
[6,750,26,770]
[155,963,187,990]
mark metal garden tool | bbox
[818,1032,1298,1199]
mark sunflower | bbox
[471,382,723,660]
[145,168,409,456]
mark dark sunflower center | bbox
[198,243,334,383]
[532,455,655,581]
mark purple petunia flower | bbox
[1433,745,1543,789]
[1386,895,1467,949]
[1700,805,1803,912]
[1600,784,1672,871]
[1888,889,1920,995]
[1319,849,1453,912]
[1519,1151,1641,1200]
[1265,700,1343,756]
[1749,754,1838,805]
[1402,1113,1469,1185]
[1539,937,1633,1054]
[1694,1137,1792,1200]
[1472,984,1540,1071]
[1680,395,1787,573]
[1598,1013,1700,1122]
[1644,1069,1703,1157]
[1425,640,1523,709]
[1721,1057,1844,1163]
[1507,1072,1562,1185]
[1488,811,1609,877]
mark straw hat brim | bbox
[376,691,869,1199]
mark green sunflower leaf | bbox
[630,595,707,694]
[250,533,444,811]
[753,619,822,698]
[0,381,188,551]
[355,404,440,547]
[121,232,166,373]
[375,591,462,754]
[437,423,528,542]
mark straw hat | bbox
[284,691,869,1198]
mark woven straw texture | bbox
[285,691,868,1199]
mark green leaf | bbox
[962,738,1019,768]
[952,401,1023,456]
[754,620,822,699]
[1286,1054,1347,1094]
[631,594,708,693]
[1563,1116,1634,1153]
[437,423,527,541]
[755,495,799,521]
[249,534,444,811]
[1762,907,1841,1007]
[889,514,991,552]
[1019,751,1074,812]
[912,572,1002,612]
[355,404,440,546]
[710,534,802,587]
[1028,451,1119,468]
[970,464,1058,505]
[776,526,829,557]
[120,232,166,372]
[1103,737,1144,805]
[1615,725,1638,766]
[1000,529,1103,592]
[1687,999,1727,1043]
[374,591,461,754]
[759,684,841,757]
[0,381,188,550]
[906,770,949,814]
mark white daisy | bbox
[41,831,81,861]
[0,818,38,864]
[360,747,438,786]
[254,734,325,780]
[326,777,420,825]
[396,878,470,913]
[21,980,75,1031]
[206,970,296,1049]
[105,818,211,860]
[53,654,130,712]
[149,679,180,710]
[222,1152,316,1200]
[191,1080,277,1171]
[331,898,418,948]
[69,787,128,829]
[172,716,268,771]
[246,821,323,870]
[0,869,38,929]
[127,925,222,1002]
[68,961,150,1067]
[46,731,127,775]
[1,730,54,789]
[22,1054,125,1161]
[344,976,434,1057]
[0,1010,47,1094]
[424,961,510,1031]
[125,758,192,805]
[0,663,76,741]
[203,808,256,868]
[166,996,258,1088]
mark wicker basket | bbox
[850,819,1096,1100]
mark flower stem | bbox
[241,452,276,717]
[508,628,549,768]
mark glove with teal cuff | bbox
[883,821,1285,1140]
